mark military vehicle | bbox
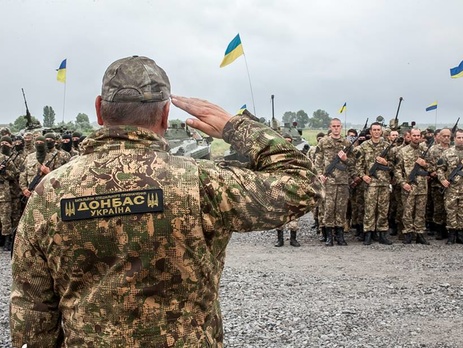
[279,121,309,152]
[165,123,212,160]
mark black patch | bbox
[61,189,164,221]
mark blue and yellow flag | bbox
[338,102,346,114]
[57,59,67,83]
[220,34,244,68]
[450,60,463,79]
[237,104,247,115]
[425,101,438,112]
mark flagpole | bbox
[435,108,437,129]
[62,82,66,123]
[344,109,347,136]
[242,53,256,116]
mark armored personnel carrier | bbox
[165,123,212,160]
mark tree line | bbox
[8,105,95,134]
[282,109,331,129]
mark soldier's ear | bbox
[95,96,104,126]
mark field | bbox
[211,129,321,158]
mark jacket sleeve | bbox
[10,193,63,348]
[198,112,323,233]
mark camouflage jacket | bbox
[19,148,69,192]
[394,143,430,194]
[355,139,393,186]
[11,117,322,348]
[0,153,18,202]
[427,144,449,187]
[314,135,354,185]
[437,145,463,192]
[10,150,28,198]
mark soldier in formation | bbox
[315,118,352,246]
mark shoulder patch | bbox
[61,189,164,221]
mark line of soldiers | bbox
[304,118,463,247]
[0,127,83,251]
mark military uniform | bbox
[437,145,463,244]
[19,148,69,194]
[355,138,393,244]
[315,135,353,245]
[394,142,430,243]
[427,143,448,238]
[11,119,322,347]
[0,153,17,245]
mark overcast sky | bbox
[2,0,462,129]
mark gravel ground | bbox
[1,213,462,347]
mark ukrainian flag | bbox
[220,34,244,68]
[450,60,463,79]
[237,104,246,114]
[338,102,346,114]
[425,101,438,112]
[57,59,67,83]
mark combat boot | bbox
[403,232,413,244]
[325,227,334,247]
[371,231,379,242]
[388,219,398,236]
[274,229,284,247]
[355,224,364,237]
[435,224,444,240]
[427,222,436,236]
[416,233,430,245]
[335,227,348,246]
[311,218,319,231]
[378,231,393,245]
[290,230,301,247]
[3,235,12,251]
[456,230,463,244]
[0,235,4,248]
[319,227,327,242]
[363,231,372,245]
[446,229,456,245]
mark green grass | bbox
[211,129,322,158]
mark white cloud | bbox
[1,0,462,128]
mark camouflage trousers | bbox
[388,183,400,223]
[394,184,404,230]
[0,201,12,236]
[350,183,365,227]
[444,186,463,229]
[317,199,325,227]
[10,196,22,230]
[401,191,427,233]
[323,184,349,228]
[363,185,390,232]
[430,185,446,225]
[285,219,299,231]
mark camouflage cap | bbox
[0,136,12,144]
[101,55,170,103]
[44,133,56,140]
